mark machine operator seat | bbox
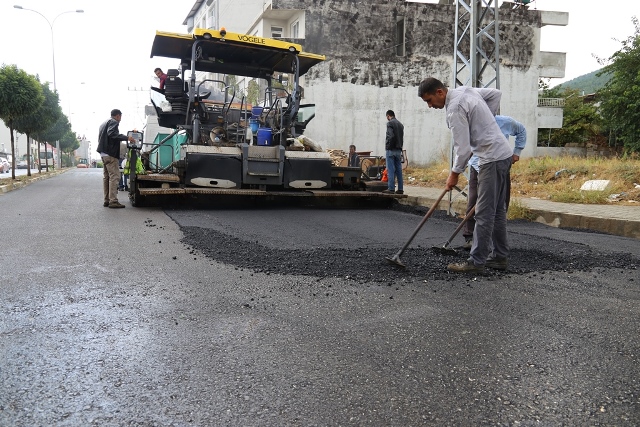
[164,69,188,113]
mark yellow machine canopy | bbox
[150,29,325,79]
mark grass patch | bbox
[405,161,468,188]
[507,199,536,221]
[405,156,640,205]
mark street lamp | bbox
[14,5,83,169]
[13,5,84,92]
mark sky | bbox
[1,0,638,153]
[0,0,189,146]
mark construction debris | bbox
[580,180,611,191]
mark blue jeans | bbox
[385,150,403,191]
[119,173,129,189]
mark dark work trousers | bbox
[462,167,479,242]
[463,163,512,242]
[468,157,512,266]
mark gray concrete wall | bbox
[268,0,550,166]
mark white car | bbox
[0,157,10,173]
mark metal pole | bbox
[14,6,84,169]
[450,0,500,215]
[14,6,84,91]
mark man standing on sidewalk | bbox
[461,115,527,249]
[97,109,135,209]
[418,77,513,273]
[383,110,404,195]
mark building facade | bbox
[180,0,568,166]
[0,121,41,162]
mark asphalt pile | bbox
[179,221,639,283]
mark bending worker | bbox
[462,115,527,250]
[418,77,513,273]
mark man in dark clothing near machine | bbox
[97,109,135,208]
[418,77,513,273]
[383,110,404,195]
[348,145,360,167]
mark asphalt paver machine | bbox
[127,28,403,206]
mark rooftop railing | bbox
[538,98,565,107]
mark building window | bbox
[271,26,283,38]
[207,3,216,29]
[291,21,299,38]
[396,17,406,57]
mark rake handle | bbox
[443,205,476,247]
[394,188,449,257]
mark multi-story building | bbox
[177,0,568,166]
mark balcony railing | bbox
[538,98,565,107]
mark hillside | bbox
[553,69,611,95]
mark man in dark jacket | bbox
[383,110,404,194]
[347,144,360,167]
[97,109,135,208]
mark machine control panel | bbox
[127,131,144,149]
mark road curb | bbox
[399,195,467,216]
[399,193,640,240]
[524,206,640,239]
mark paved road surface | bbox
[1,169,638,426]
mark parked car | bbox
[17,154,34,170]
[0,157,10,173]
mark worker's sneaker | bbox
[485,257,508,270]
[382,189,394,194]
[395,190,404,195]
[447,260,484,273]
[108,201,126,209]
[103,201,109,207]
[462,239,473,250]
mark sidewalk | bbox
[400,185,640,239]
[0,169,67,194]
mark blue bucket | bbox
[249,119,259,133]
[251,106,263,118]
[256,128,273,146]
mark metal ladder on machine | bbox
[448,0,500,216]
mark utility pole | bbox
[127,87,149,130]
[449,0,500,214]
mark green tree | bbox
[13,79,61,175]
[59,131,80,166]
[598,17,640,154]
[540,89,602,147]
[34,114,72,168]
[35,114,71,148]
[0,64,44,179]
[247,79,260,105]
